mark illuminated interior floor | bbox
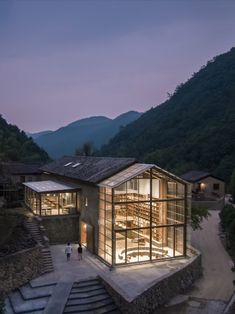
[115,238,181,264]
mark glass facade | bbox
[24,186,79,215]
[98,166,188,266]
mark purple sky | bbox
[0,1,235,132]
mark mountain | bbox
[0,115,50,162]
[33,111,142,159]
[99,48,235,182]
[27,130,53,140]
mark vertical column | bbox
[150,168,153,261]
[111,188,115,267]
[183,183,187,256]
[39,193,42,216]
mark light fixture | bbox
[85,197,88,207]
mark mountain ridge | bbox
[33,111,142,159]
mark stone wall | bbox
[42,214,80,244]
[0,245,43,297]
[100,252,202,314]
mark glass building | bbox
[24,180,80,216]
[98,164,189,266]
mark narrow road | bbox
[190,210,235,301]
[156,210,235,314]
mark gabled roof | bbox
[181,170,224,183]
[99,163,153,188]
[40,156,137,184]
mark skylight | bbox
[64,162,73,167]
[72,162,81,168]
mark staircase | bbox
[5,278,120,314]
[5,282,56,314]
[63,278,120,314]
[25,216,53,274]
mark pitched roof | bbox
[181,170,224,183]
[0,162,43,175]
[40,156,137,184]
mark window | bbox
[213,183,219,190]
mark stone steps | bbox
[71,285,105,293]
[5,282,56,314]
[69,288,107,299]
[66,293,111,306]
[25,218,54,274]
[19,283,55,300]
[8,290,49,313]
[63,278,120,314]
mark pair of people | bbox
[65,243,83,261]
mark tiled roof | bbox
[181,170,224,182]
[40,156,137,184]
[0,162,43,175]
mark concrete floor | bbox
[30,209,235,313]
[31,244,193,302]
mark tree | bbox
[191,206,210,230]
[75,142,94,156]
[230,169,235,203]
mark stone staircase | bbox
[5,278,120,314]
[5,282,56,313]
[25,216,53,274]
[63,278,121,314]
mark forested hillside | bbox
[0,115,49,162]
[99,48,235,182]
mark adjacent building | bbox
[181,170,225,210]
[0,162,43,205]
[24,156,190,267]
[181,171,225,200]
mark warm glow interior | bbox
[24,187,79,215]
[98,167,186,265]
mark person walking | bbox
[65,243,72,261]
[77,243,83,261]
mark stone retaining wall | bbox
[0,245,43,297]
[100,252,202,314]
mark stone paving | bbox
[31,244,192,301]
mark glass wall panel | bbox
[167,200,185,225]
[41,192,77,215]
[25,187,79,216]
[166,226,174,257]
[98,187,113,265]
[152,227,166,259]
[167,181,185,199]
[175,226,184,256]
[152,202,166,226]
[115,231,126,264]
[152,179,160,199]
[114,183,126,203]
[99,166,187,266]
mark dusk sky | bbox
[0,1,235,132]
